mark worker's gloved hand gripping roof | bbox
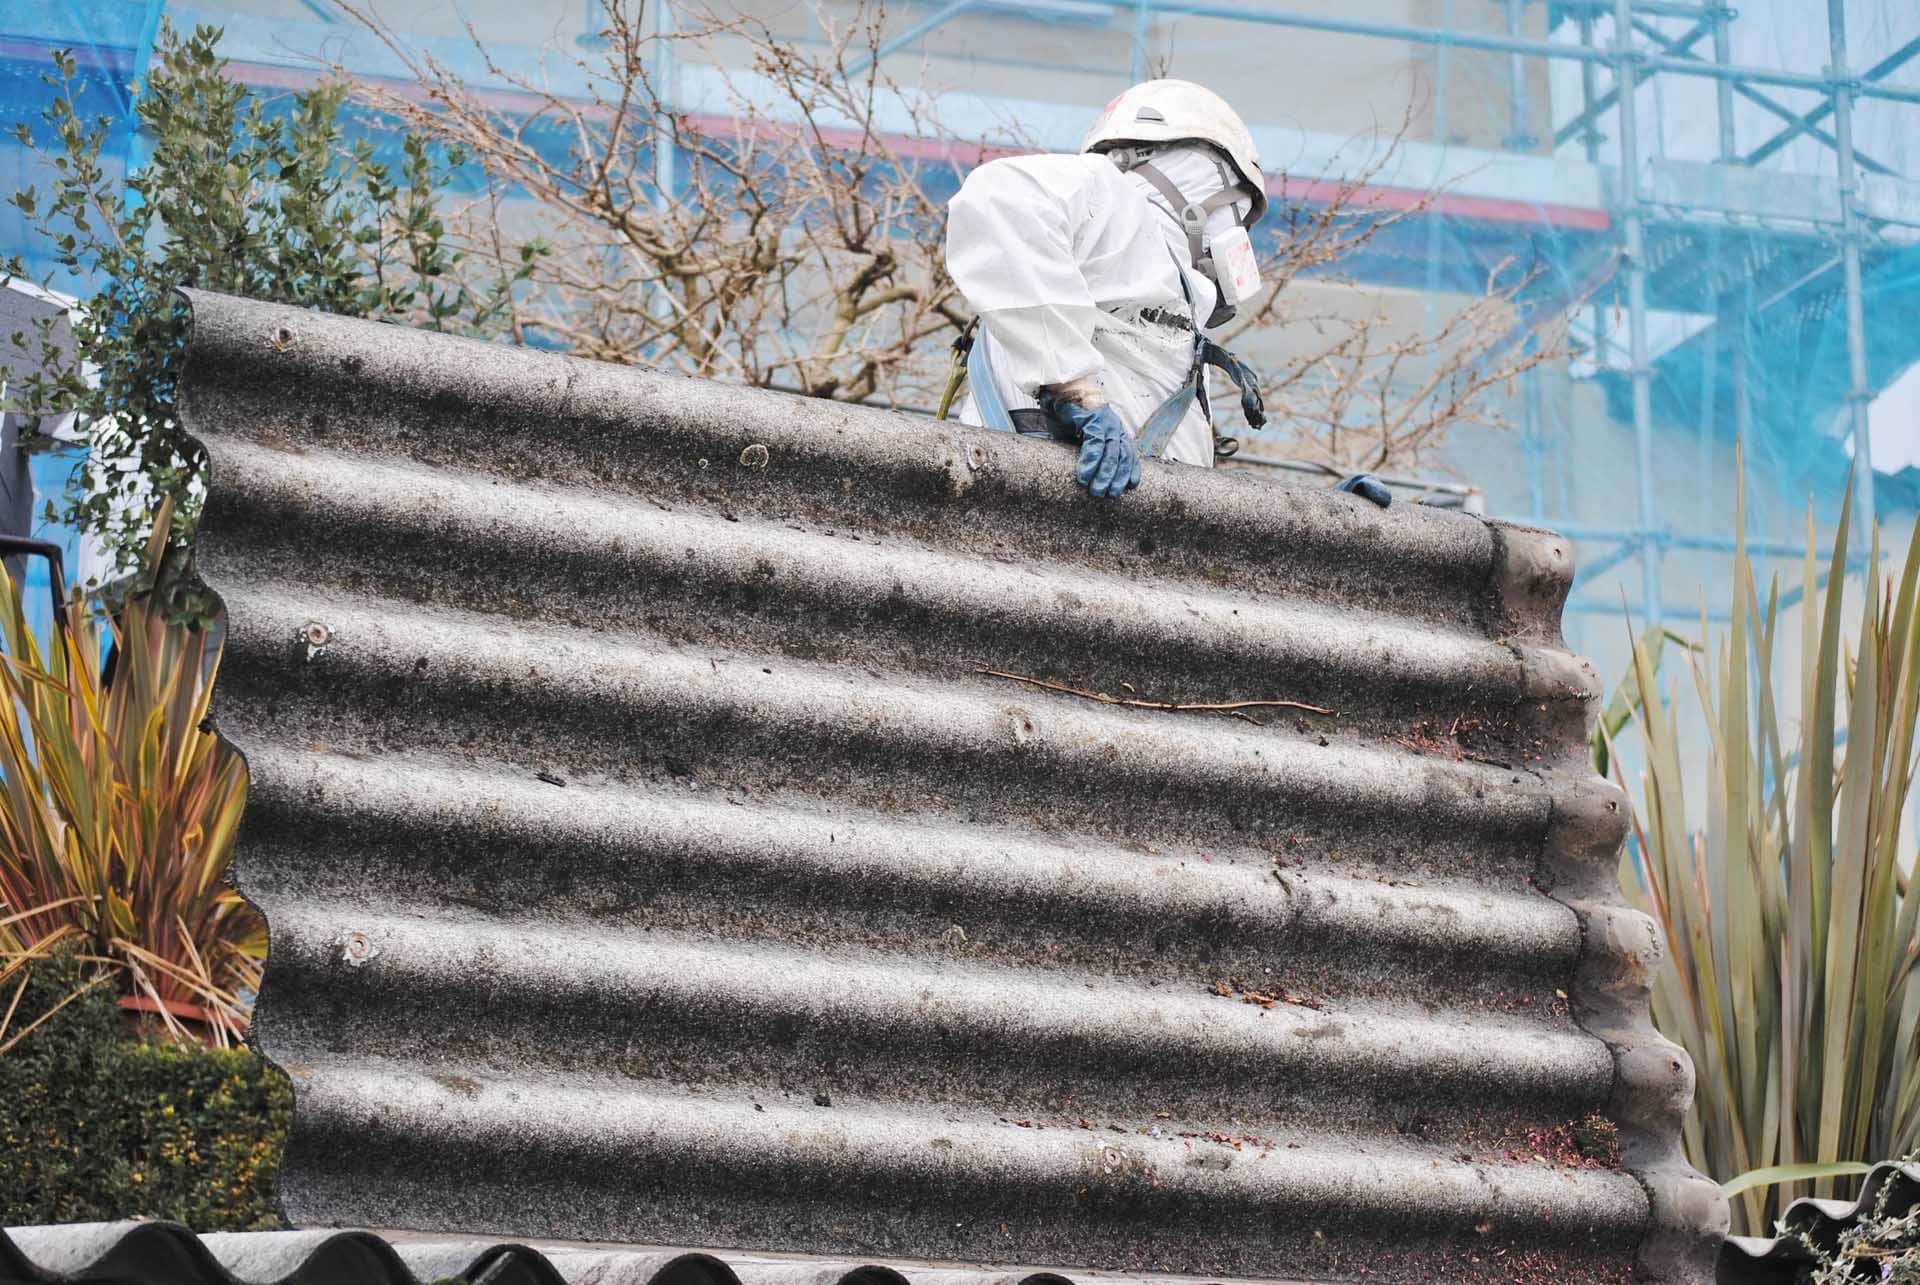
[1038,388,1142,499]
[1336,473,1393,508]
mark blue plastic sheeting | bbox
[0,1,151,291]
[16,445,82,644]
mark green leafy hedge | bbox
[1,962,289,1230]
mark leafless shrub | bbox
[1221,125,1572,474]
[337,0,976,406]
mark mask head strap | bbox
[1130,159,1257,269]
[1130,161,1208,267]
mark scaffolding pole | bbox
[1614,0,1662,628]
[1502,0,1535,150]
[1710,3,1735,157]
[1130,0,1152,83]
[648,0,677,331]
[123,0,167,181]
[1523,341,1546,523]
[1576,10,1603,161]
[1422,0,1456,322]
[1554,525,1848,560]
[1828,0,1876,527]
[1731,290,1752,444]
[1575,10,1612,372]
[654,0,676,197]
[1699,0,1734,525]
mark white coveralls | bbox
[945,147,1249,468]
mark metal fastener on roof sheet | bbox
[174,288,1727,1283]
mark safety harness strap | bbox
[1135,256,1209,455]
[1199,338,1267,430]
[964,328,1264,459]
[1133,253,1266,454]
[1128,163,1204,266]
[964,327,1016,432]
[966,326,1200,461]
[1132,368,1201,459]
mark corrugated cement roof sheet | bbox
[178,288,1727,1283]
[1715,1161,1919,1283]
[0,1221,1171,1285]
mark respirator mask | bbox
[1107,145,1263,328]
[1191,205,1261,328]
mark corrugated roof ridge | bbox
[283,1045,1601,1147]
[200,432,1579,739]
[259,899,1609,1105]
[213,579,1563,846]
[281,1062,1649,1241]
[235,741,1583,998]
[0,1221,1337,1285]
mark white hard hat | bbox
[1081,79,1267,225]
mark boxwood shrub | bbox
[1,962,289,1230]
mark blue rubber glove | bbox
[1335,473,1392,508]
[1037,392,1142,500]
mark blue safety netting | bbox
[1,0,1917,666]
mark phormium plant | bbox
[0,501,254,1046]
[1606,470,1920,1236]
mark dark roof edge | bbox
[0,1222,1317,1285]
[1717,1161,1920,1282]
[1,1222,429,1285]
[1504,505,1732,1284]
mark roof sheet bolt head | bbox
[739,443,770,469]
[301,621,331,662]
[338,930,378,968]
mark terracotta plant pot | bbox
[118,994,220,1044]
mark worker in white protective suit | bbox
[943,79,1392,506]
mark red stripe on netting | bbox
[212,56,1613,231]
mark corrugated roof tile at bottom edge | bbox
[0,1224,1320,1285]
[1716,1160,1919,1284]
